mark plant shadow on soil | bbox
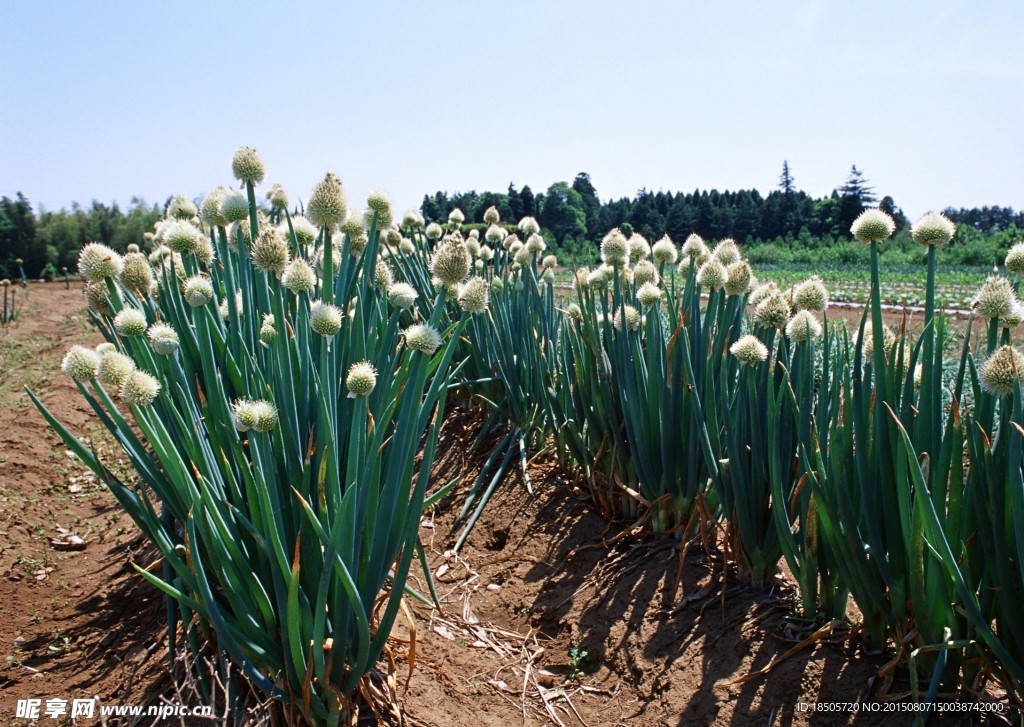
[0,284,171,719]
[404,403,999,727]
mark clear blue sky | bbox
[2,1,1021,221]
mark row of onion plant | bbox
[33,148,471,724]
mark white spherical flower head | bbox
[120,369,161,406]
[267,184,289,211]
[387,282,419,310]
[259,314,277,345]
[793,276,829,312]
[542,268,556,285]
[518,216,540,236]
[250,400,278,433]
[425,222,443,241]
[183,275,214,307]
[307,172,348,228]
[195,236,215,266]
[365,190,394,227]
[200,187,230,227]
[62,345,101,381]
[401,209,423,230]
[344,222,368,259]
[232,146,266,185]
[573,267,591,291]
[696,259,728,290]
[682,233,708,259]
[167,195,197,221]
[346,360,378,398]
[85,281,114,316]
[730,335,769,366]
[587,268,609,290]
[712,239,741,267]
[458,277,490,314]
[979,346,1024,396]
[218,290,244,321]
[513,246,533,267]
[786,310,823,343]
[851,208,896,244]
[613,305,642,332]
[374,259,394,290]
[404,323,443,355]
[479,245,495,262]
[601,229,629,266]
[465,238,481,259]
[754,293,791,329]
[289,216,319,248]
[232,399,257,432]
[724,261,754,296]
[542,254,558,270]
[485,224,506,244]
[636,282,663,308]
[163,220,204,255]
[310,300,343,338]
[79,243,124,282]
[1005,242,1024,275]
[447,208,465,227]
[98,351,136,387]
[628,234,651,263]
[397,237,415,255]
[525,233,546,255]
[96,342,116,355]
[749,281,779,307]
[858,322,896,359]
[120,252,154,293]
[429,239,471,286]
[148,322,180,356]
[633,260,658,287]
[251,229,290,275]
[281,259,317,294]
[483,206,500,225]
[1004,301,1024,328]
[114,307,147,337]
[218,192,250,224]
[974,276,1016,321]
[912,212,956,247]
[652,236,679,265]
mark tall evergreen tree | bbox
[506,183,523,221]
[779,161,795,195]
[520,185,535,219]
[839,165,877,204]
[571,172,602,236]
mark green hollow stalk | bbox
[918,244,939,462]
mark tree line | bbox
[0,194,162,280]
[421,165,1023,267]
[2,163,1022,279]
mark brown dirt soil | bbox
[0,284,168,723]
[0,284,1011,726]
[400,406,1012,727]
